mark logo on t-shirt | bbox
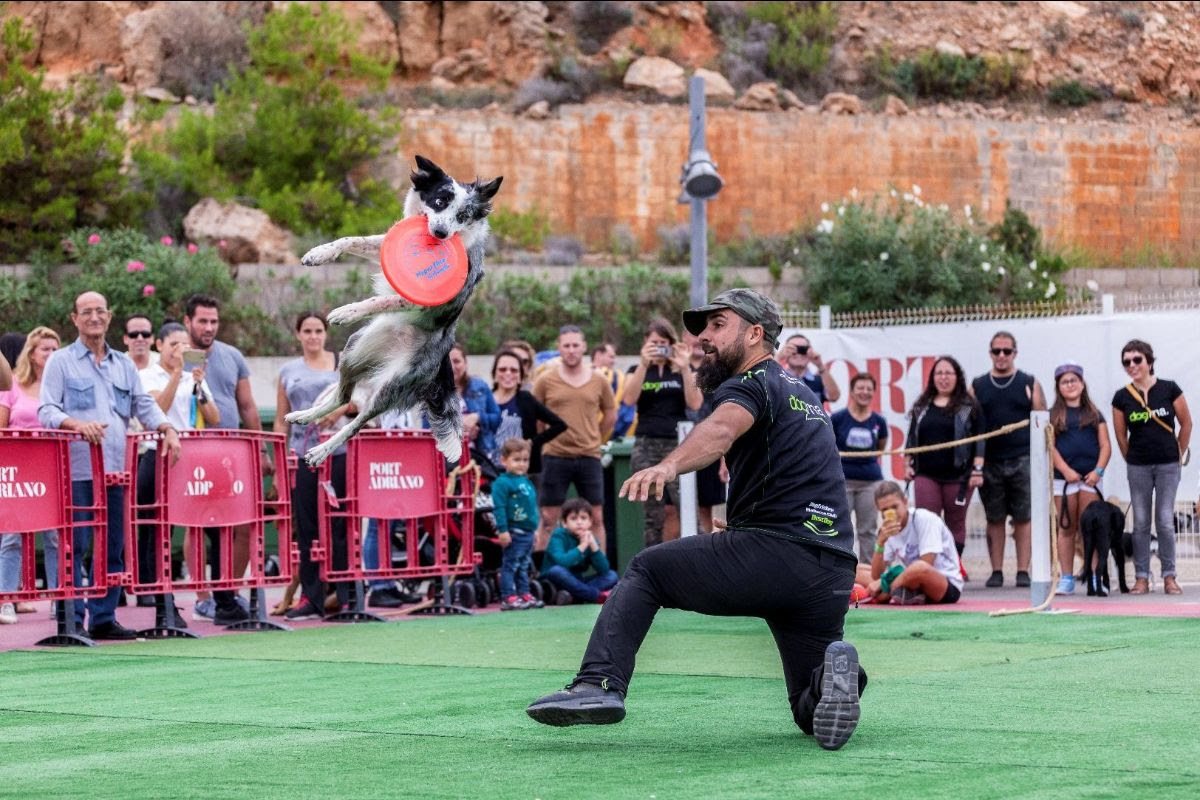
[802,501,839,536]
[845,426,877,450]
[788,394,828,424]
[1129,407,1168,424]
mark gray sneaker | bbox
[813,641,861,751]
[891,587,927,605]
[526,681,626,727]
[192,598,216,621]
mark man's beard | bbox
[695,341,746,394]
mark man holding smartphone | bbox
[778,333,840,405]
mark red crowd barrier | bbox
[125,429,297,635]
[0,429,110,646]
[316,430,480,618]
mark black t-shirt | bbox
[712,358,855,560]
[1112,380,1182,466]
[1053,406,1105,478]
[628,363,688,439]
[972,370,1035,461]
[915,404,960,481]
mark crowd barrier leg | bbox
[326,580,386,623]
[41,599,95,648]
[410,574,473,616]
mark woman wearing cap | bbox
[624,317,702,546]
[1111,340,1192,595]
[1049,362,1110,595]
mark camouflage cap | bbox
[682,288,783,347]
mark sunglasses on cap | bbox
[1121,355,1145,367]
[125,330,153,339]
[990,347,1014,356]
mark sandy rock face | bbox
[183,198,298,265]
[623,56,686,98]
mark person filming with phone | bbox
[858,481,963,605]
[778,333,840,406]
[623,318,702,546]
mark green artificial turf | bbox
[1,607,1198,799]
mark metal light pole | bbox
[680,76,724,308]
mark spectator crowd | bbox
[0,290,1194,631]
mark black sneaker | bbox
[526,681,626,727]
[213,605,250,626]
[155,608,189,630]
[368,587,405,608]
[1015,570,1031,588]
[985,570,1004,588]
[284,600,323,621]
[88,621,139,640]
[812,641,861,751]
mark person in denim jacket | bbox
[449,343,500,457]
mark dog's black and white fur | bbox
[285,155,502,466]
[1079,499,1131,596]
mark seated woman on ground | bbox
[856,481,963,605]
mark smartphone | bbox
[881,509,897,524]
[182,349,207,369]
[795,344,809,355]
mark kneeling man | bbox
[858,481,963,605]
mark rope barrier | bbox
[837,419,1030,459]
[989,424,1061,617]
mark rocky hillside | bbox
[4,1,1199,127]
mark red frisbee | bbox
[379,216,469,306]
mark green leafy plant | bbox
[803,192,1068,311]
[136,2,402,240]
[745,1,838,85]
[886,49,1025,100]
[1047,79,1100,107]
[458,264,693,353]
[0,19,146,261]
[490,206,552,251]
[0,228,239,349]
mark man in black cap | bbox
[526,289,867,750]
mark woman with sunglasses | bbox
[1110,340,1192,594]
[490,349,567,489]
[1048,363,1110,595]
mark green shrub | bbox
[887,49,1025,100]
[458,264,693,353]
[803,192,1067,311]
[136,2,402,240]
[0,228,239,349]
[490,207,552,251]
[988,202,1040,262]
[745,1,837,85]
[1047,79,1100,107]
[0,19,146,261]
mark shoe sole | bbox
[526,697,626,727]
[813,641,861,751]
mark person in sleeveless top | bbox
[1110,339,1192,595]
[274,312,355,620]
[969,331,1046,589]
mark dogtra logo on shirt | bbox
[0,465,47,498]
[368,461,425,490]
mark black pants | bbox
[293,454,349,610]
[575,530,868,732]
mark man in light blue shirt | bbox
[39,291,180,640]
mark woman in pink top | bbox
[0,327,61,624]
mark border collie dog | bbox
[286,155,502,467]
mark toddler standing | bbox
[492,438,542,610]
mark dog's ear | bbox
[474,176,503,202]
[411,155,447,192]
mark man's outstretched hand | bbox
[619,462,679,502]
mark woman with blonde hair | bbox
[0,326,62,624]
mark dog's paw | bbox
[285,408,321,425]
[304,441,334,468]
[300,242,343,267]
[435,435,463,465]
[326,303,361,326]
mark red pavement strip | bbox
[2,586,1195,652]
[0,589,501,652]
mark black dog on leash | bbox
[1079,500,1131,596]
